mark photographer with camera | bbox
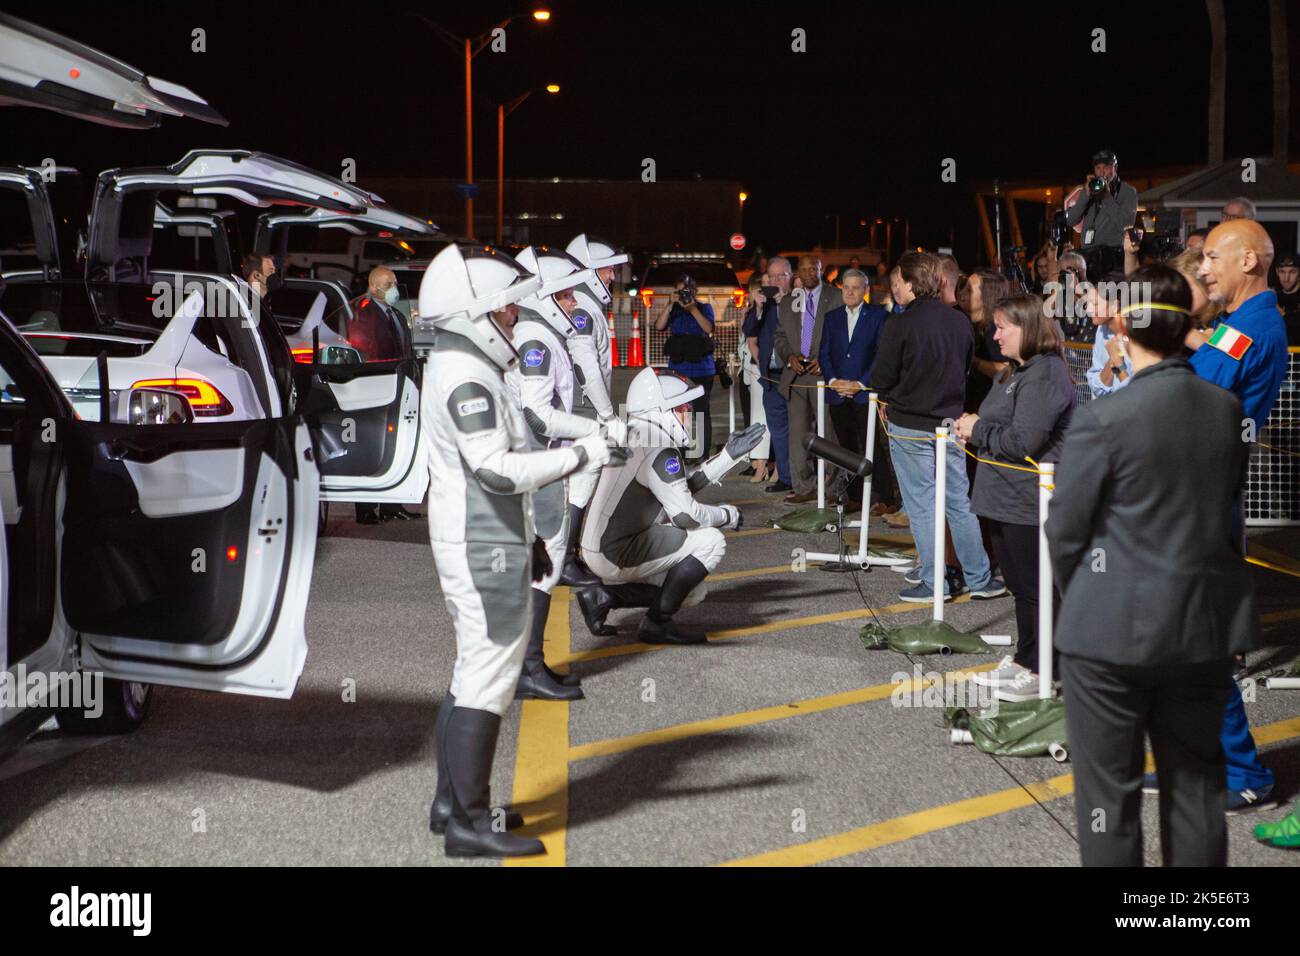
[655,273,716,461]
[1064,148,1138,278]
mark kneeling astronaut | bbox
[419,243,617,858]
[578,367,766,645]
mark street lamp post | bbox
[498,85,559,244]
[413,9,551,239]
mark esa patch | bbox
[653,448,685,482]
[519,340,550,376]
[447,381,497,434]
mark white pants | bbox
[745,370,771,460]
[569,464,598,510]
[585,526,726,606]
[433,541,531,716]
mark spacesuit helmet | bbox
[515,245,597,337]
[625,367,704,446]
[417,243,540,372]
[565,233,629,307]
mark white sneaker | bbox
[996,669,1052,702]
[971,655,1027,688]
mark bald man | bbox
[1154,218,1288,814]
[350,266,415,523]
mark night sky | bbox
[2,0,1294,263]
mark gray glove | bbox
[724,422,767,460]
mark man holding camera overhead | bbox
[1064,148,1138,279]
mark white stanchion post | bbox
[857,392,879,567]
[933,427,948,622]
[816,384,826,511]
[727,355,737,437]
[1038,462,1055,700]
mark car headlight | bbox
[128,388,195,425]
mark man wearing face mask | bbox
[350,266,416,524]
[241,252,282,310]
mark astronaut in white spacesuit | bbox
[420,243,614,858]
[507,246,628,701]
[577,367,765,645]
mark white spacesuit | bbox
[506,245,628,701]
[558,234,630,586]
[578,367,765,645]
[419,243,612,858]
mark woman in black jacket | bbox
[954,293,1076,701]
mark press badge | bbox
[1083,229,1095,246]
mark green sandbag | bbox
[860,619,996,655]
[945,698,1068,759]
[774,508,855,533]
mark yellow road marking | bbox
[1250,543,1300,576]
[721,713,1300,867]
[710,564,795,582]
[505,588,572,868]
[562,595,975,665]
[727,527,779,539]
[569,664,997,763]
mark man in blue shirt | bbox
[1174,219,1289,814]
[818,268,888,507]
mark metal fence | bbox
[1064,341,1300,527]
[606,294,744,368]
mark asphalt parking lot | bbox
[2,375,1298,867]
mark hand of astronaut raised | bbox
[531,535,554,584]
[573,430,614,471]
[598,414,629,446]
[721,504,744,531]
[724,422,767,460]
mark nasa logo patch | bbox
[665,457,682,476]
[573,313,588,329]
[524,348,546,368]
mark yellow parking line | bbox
[505,588,573,868]
[569,665,997,763]
[1249,543,1300,577]
[710,564,794,582]
[722,713,1300,867]
[562,596,971,665]
[727,527,779,539]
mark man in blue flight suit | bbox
[1159,218,1289,814]
[743,256,793,493]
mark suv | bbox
[636,255,745,367]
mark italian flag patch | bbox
[1208,324,1253,360]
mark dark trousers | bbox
[761,381,791,485]
[786,375,819,494]
[1061,654,1231,867]
[828,400,869,503]
[985,518,1054,672]
[688,374,714,461]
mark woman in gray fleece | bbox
[953,294,1077,702]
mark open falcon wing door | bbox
[0,165,70,280]
[0,13,227,129]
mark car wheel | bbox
[56,679,152,735]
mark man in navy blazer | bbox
[818,268,889,506]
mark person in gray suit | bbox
[773,255,843,503]
[1046,265,1259,867]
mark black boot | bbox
[515,588,584,700]
[637,558,710,645]
[430,690,524,835]
[443,706,544,858]
[559,504,601,587]
[576,583,661,637]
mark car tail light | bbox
[732,288,745,309]
[290,347,315,364]
[130,378,233,417]
[640,289,654,309]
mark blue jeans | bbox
[1222,679,1273,792]
[888,424,992,593]
[761,380,791,485]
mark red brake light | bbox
[227,546,239,562]
[732,288,745,309]
[290,347,316,364]
[131,378,233,417]
[640,289,654,309]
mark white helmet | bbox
[565,233,629,306]
[515,245,595,337]
[625,367,704,446]
[417,243,540,372]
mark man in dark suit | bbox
[1047,265,1258,867]
[817,268,887,507]
[774,255,843,503]
[744,257,793,492]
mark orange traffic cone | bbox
[627,314,644,367]
[608,312,620,367]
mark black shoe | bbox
[430,797,524,835]
[576,585,619,637]
[515,665,585,701]
[765,481,792,493]
[442,707,545,858]
[380,506,417,521]
[558,559,601,588]
[545,661,580,688]
[739,465,756,477]
[638,614,708,645]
